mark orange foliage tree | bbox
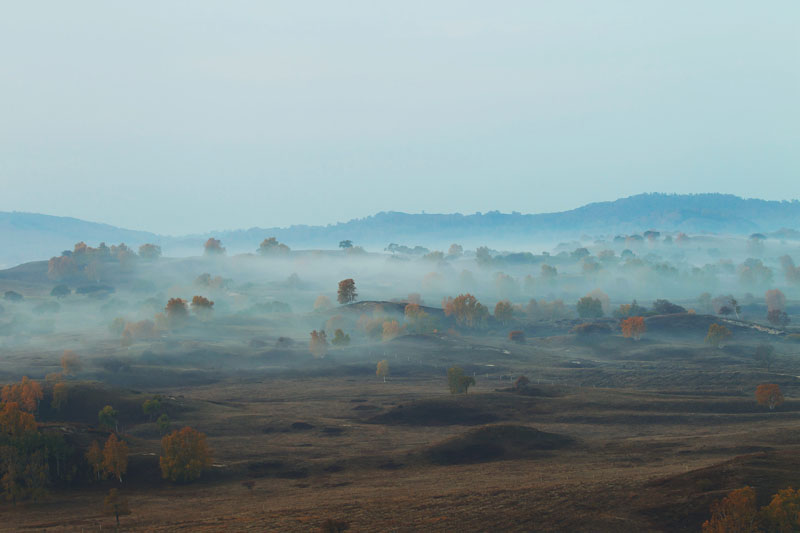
[165,298,189,325]
[203,238,225,256]
[762,487,800,532]
[309,330,328,358]
[0,401,37,438]
[337,279,357,304]
[159,427,213,482]
[620,316,646,340]
[103,434,129,483]
[702,486,758,533]
[190,296,214,318]
[86,440,104,480]
[376,360,389,382]
[1,377,43,413]
[755,383,784,410]
[443,294,489,329]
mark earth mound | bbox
[423,424,574,465]
[368,399,500,426]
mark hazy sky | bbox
[1,1,798,235]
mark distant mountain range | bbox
[2,193,799,268]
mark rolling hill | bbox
[1,193,799,268]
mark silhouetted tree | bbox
[338,240,353,249]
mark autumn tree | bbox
[755,383,784,411]
[494,300,513,325]
[443,294,489,329]
[331,329,350,346]
[98,405,119,432]
[513,375,530,390]
[159,427,213,482]
[165,298,189,326]
[51,382,69,411]
[754,344,776,371]
[86,441,104,481]
[761,487,800,532]
[258,237,290,255]
[620,316,646,340]
[376,360,389,382]
[706,324,732,349]
[1,377,43,413]
[61,350,81,376]
[138,243,162,260]
[382,320,402,341]
[104,488,131,530]
[576,296,603,319]
[702,486,758,533]
[309,330,328,358]
[203,238,225,256]
[404,303,437,334]
[337,279,357,304]
[447,366,475,394]
[190,295,214,318]
[103,434,129,483]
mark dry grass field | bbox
[3,320,800,532]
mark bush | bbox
[651,299,686,315]
[508,330,525,343]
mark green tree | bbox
[98,405,119,432]
[447,366,476,394]
[576,297,603,318]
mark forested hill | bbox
[2,193,799,267]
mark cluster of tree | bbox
[0,378,79,502]
[48,241,162,281]
[443,294,489,329]
[447,366,475,394]
[706,323,732,348]
[703,485,800,532]
[258,237,290,255]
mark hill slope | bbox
[2,193,799,267]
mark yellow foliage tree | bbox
[376,360,389,382]
[103,434,129,483]
[702,486,758,533]
[159,427,213,482]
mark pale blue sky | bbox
[0,1,798,235]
